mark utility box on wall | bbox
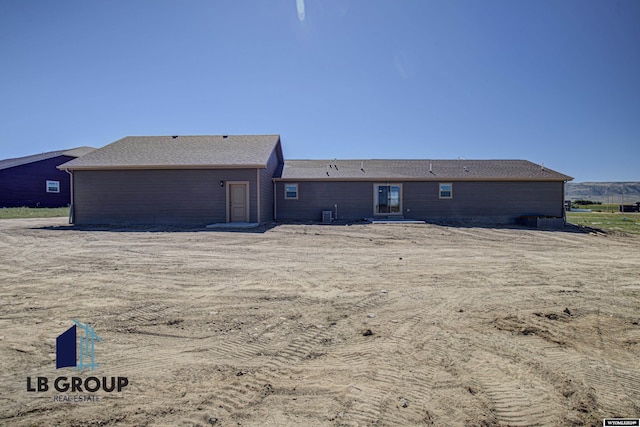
[322,210,333,223]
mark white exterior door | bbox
[229,183,249,222]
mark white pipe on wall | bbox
[273,181,277,220]
[65,169,74,224]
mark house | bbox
[275,159,573,224]
[58,135,284,225]
[0,147,95,208]
[58,135,573,226]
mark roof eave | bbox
[58,164,268,171]
[273,176,573,182]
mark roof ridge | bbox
[281,158,572,181]
[284,158,534,162]
[122,134,281,138]
[58,135,281,170]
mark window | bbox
[439,183,452,199]
[46,180,60,193]
[374,184,402,214]
[285,183,298,199]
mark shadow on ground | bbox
[32,219,605,235]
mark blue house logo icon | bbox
[56,320,103,370]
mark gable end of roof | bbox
[58,135,281,170]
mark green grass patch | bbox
[0,207,70,219]
[572,203,619,212]
[567,211,640,235]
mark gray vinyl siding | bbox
[276,180,565,223]
[276,181,373,221]
[403,181,565,223]
[73,169,258,225]
[259,148,282,223]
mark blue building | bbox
[0,147,95,208]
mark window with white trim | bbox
[285,183,298,199]
[439,183,452,199]
[46,180,60,193]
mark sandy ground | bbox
[0,218,639,427]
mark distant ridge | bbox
[566,182,640,203]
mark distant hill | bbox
[566,182,640,203]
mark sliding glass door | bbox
[375,184,402,215]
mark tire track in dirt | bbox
[337,385,387,426]
[478,315,595,425]
[353,292,389,310]
[207,335,268,360]
[370,367,438,426]
[334,330,459,426]
[232,292,396,425]
[0,231,44,277]
[3,220,638,426]
[336,368,391,425]
[417,287,572,426]
[467,353,564,426]
[0,227,20,249]
[322,341,380,372]
[206,370,275,414]
[527,343,627,421]
[443,227,506,242]
[263,326,334,370]
[560,309,640,415]
[201,327,336,419]
[581,359,640,416]
[188,289,387,420]
[331,286,473,425]
[113,302,172,326]
[474,309,640,423]
[613,366,640,413]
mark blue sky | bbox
[1,0,638,182]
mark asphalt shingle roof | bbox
[0,147,95,171]
[278,159,573,181]
[59,135,281,170]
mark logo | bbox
[56,320,103,370]
[27,320,129,401]
[603,419,640,427]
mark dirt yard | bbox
[1,218,639,426]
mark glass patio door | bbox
[375,184,401,214]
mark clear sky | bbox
[1,0,638,182]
